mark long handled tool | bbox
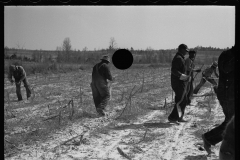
[176,53,197,118]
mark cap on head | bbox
[100,55,111,63]
[189,50,196,55]
[212,61,218,68]
[178,44,189,52]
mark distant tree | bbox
[109,37,117,50]
[62,37,72,62]
[82,47,88,52]
[62,37,72,52]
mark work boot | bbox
[168,117,178,123]
[96,109,105,117]
[187,100,192,106]
[178,117,188,122]
[202,134,212,155]
[27,95,31,100]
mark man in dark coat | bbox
[168,44,191,123]
[8,62,31,101]
[185,50,201,105]
[202,46,235,154]
[91,55,113,116]
[193,61,219,94]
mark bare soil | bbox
[4,67,223,160]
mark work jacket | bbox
[171,52,186,86]
[92,61,113,85]
[8,65,26,82]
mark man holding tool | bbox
[168,44,192,123]
[185,50,202,105]
[193,61,219,94]
[8,62,31,101]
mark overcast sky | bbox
[4,6,235,51]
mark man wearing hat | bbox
[168,44,191,123]
[185,50,202,105]
[202,46,235,155]
[8,62,31,101]
[91,55,113,116]
[193,61,219,94]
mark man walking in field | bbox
[185,50,201,105]
[91,55,113,116]
[8,62,31,101]
[168,44,191,123]
[202,46,235,155]
[193,61,219,94]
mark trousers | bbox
[15,78,31,101]
[168,80,187,121]
[91,82,110,111]
[203,100,234,146]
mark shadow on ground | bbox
[145,106,165,110]
[110,122,174,130]
[184,155,208,160]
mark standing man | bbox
[193,61,219,94]
[185,50,201,105]
[91,55,113,116]
[8,62,31,101]
[202,46,235,154]
[168,44,190,123]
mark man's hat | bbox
[212,61,218,68]
[178,44,189,52]
[100,55,111,63]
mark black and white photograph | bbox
[4,6,235,160]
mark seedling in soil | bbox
[116,85,141,119]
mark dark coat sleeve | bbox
[171,57,185,78]
[99,63,113,81]
[219,50,235,73]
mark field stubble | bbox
[4,66,175,158]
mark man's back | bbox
[171,52,186,81]
[203,66,214,77]
[92,62,113,84]
[9,65,25,81]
